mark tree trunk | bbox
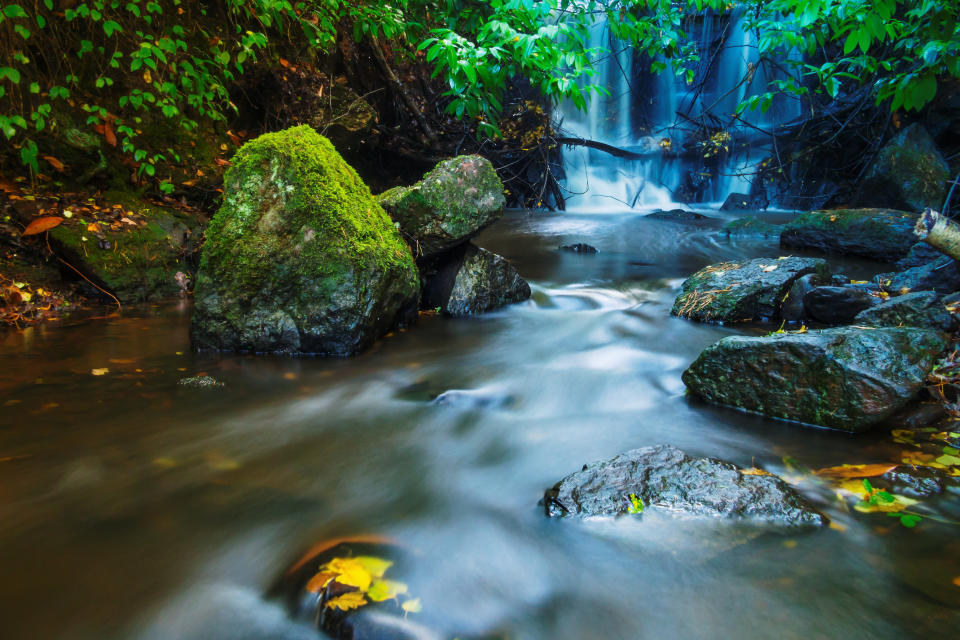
[915,208,960,261]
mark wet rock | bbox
[880,466,947,499]
[559,243,598,254]
[780,274,819,323]
[377,156,505,258]
[891,403,949,429]
[544,444,825,530]
[720,192,751,211]
[432,389,513,409]
[191,126,419,356]
[177,376,225,389]
[802,286,878,324]
[682,326,948,432]
[722,216,783,238]
[421,243,530,317]
[645,209,713,222]
[875,256,960,295]
[671,257,826,323]
[857,123,950,212]
[897,242,946,270]
[780,208,919,261]
[854,290,956,331]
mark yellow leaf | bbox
[91,368,109,376]
[741,467,774,476]
[325,592,368,611]
[367,579,408,602]
[401,597,422,614]
[143,69,152,83]
[761,264,778,272]
[321,557,372,591]
[814,464,898,478]
[353,556,393,579]
[305,571,336,593]
[901,450,947,469]
[854,493,917,514]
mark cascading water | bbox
[557,9,803,212]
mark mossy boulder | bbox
[48,192,198,302]
[672,257,826,323]
[421,243,531,317]
[854,291,956,332]
[191,126,419,356]
[682,327,948,432]
[780,208,918,261]
[722,216,783,238]
[377,155,505,258]
[858,124,949,212]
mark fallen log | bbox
[553,136,647,159]
[915,208,960,261]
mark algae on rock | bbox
[191,126,419,356]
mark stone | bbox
[897,242,946,270]
[780,208,919,261]
[781,274,818,323]
[377,156,505,258]
[880,466,948,499]
[876,256,960,295]
[802,286,879,324]
[671,257,826,323]
[720,192,752,211]
[432,389,513,409]
[559,243,599,254]
[421,243,531,317]
[544,444,825,530]
[191,126,419,356]
[682,326,947,432]
[722,216,783,238]
[177,376,225,389]
[858,123,950,212]
[854,290,956,331]
[645,209,713,222]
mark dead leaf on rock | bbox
[325,592,367,611]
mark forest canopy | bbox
[1,0,958,184]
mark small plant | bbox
[626,493,644,515]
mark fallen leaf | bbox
[321,557,373,591]
[43,156,66,172]
[91,368,109,376]
[761,265,778,272]
[741,467,774,476]
[325,592,367,612]
[305,571,336,593]
[22,216,63,236]
[104,121,117,147]
[214,158,231,167]
[815,464,898,478]
[367,579,408,602]
[401,598,422,614]
[354,556,393,579]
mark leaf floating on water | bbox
[305,571,336,593]
[367,579,408,602]
[321,557,373,591]
[91,368,109,376]
[325,592,367,612]
[401,597,422,614]
[22,216,63,236]
[353,556,394,579]
[814,464,898,478]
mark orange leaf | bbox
[22,216,64,236]
[43,156,66,172]
[741,467,774,476]
[814,464,898,478]
[279,58,291,68]
[104,122,117,147]
[305,571,335,593]
[214,158,231,167]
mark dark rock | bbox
[780,208,919,261]
[377,156,505,258]
[682,326,948,432]
[854,290,956,331]
[897,242,946,270]
[177,376,225,389]
[544,444,825,530]
[876,256,960,295]
[191,126,419,356]
[671,257,826,323]
[421,243,530,317]
[722,216,783,238]
[880,466,946,499]
[857,123,950,212]
[802,286,879,324]
[781,274,819,323]
[559,243,599,254]
[645,209,712,222]
[891,403,949,430]
[720,192,752,211]
[432,389,512,409]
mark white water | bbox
[558,10,802,212]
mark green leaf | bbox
[0,67,20,83]
[3,5,28,18]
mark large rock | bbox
[421,243,530,317]
[876,256,960,295]
[802,285,878,324]
[671,257,825,323]
[191,126,419,356]
[780,208,919,261]
[858,123,950,212]
[722,216,783,238]
[854,291,956,331]
[377,156,505,258]
[682,327,947,431]
[544,444,825,530]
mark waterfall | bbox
[556,10,802,212]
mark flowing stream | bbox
[2,210,959,639]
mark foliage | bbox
[626,492,644,514]
[304,554,420,615]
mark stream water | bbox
[2,210,959,639]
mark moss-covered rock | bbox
[722,216,783,238]
[859,123,949,212]
[682,327,947,432]
[671,257,826,323]
[377,155,505,258]
[191,126,419,356]
[48,191,198,302]
[854,291,956,332]
[421,243,530,317]
[780,208,918,261]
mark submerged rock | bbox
[719,192,752,211]
[858,123,950,212]
[377,155,505,258]
[432,389,513,409]
[544,444,825,530]
[722,216,783,238]
[682,326,947,432]
[177,376,225,389]
[559,242,599,254]
[780,208,918,261]
[645,209,713,222]
[854,290,956,331]
[421,243,530,317]
[191,126,419,356]
[802,286,878,324]
[671,257,825,323]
